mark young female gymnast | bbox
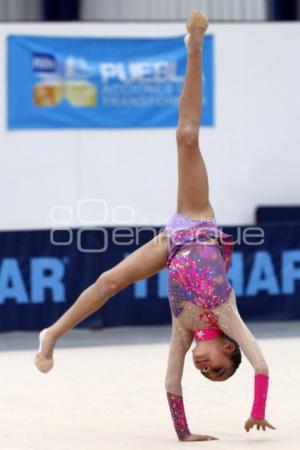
[35,10,275,441]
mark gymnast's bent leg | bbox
[176,12,214,220]
[35,233,169,372]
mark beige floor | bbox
[1,323,299,450]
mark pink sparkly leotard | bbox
[165,212,234,317]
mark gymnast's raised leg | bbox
[176,11,214,220]
[35,231,169,372]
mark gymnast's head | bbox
[192,333,241,381]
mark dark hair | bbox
[224,333,242,376]
[201,333,242,381]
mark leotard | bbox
[165,212,268,376]
[165,212,233,317]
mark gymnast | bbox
[35,10,275,441]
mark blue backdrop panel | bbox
[256,206,300,224]
[0,224,300,331]
[42,0,80,21]
[225,224,300,320]
[7,35,214,130]
[268,0,298,20]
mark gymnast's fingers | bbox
[265,421,276,430]
[203,435,218,440]
[244,421,252,432]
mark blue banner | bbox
[0,224,300,331]
[7,35,214,130]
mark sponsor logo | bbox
[33,54,97,108]
[0,257,67,304]
[32,53,57,73]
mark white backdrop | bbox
[0,22,300,230]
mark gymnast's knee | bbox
[176,123,199,148]
[94,270,122,298]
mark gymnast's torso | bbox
[165,212,234,332]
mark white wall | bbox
[0,22,300,230]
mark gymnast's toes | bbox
[34,353,54,373]
[34,328,55,373]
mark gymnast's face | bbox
[192,337,236,382]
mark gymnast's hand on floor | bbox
[244,417,276,432]
[179,433,218,441]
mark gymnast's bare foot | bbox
[34,328,56,373]
[184,10,209,50]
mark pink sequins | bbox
[167,392,190,438]
[166,218,233,317]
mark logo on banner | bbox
[33,53,57,73]
[32,55,183,109]
[33,53,97,108]
[8,35,214,129]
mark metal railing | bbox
[0,0,42,21]
[1,0,299,22]
[80,0,267,21]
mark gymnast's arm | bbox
[216,292,275,431]
[165,319,217,441]
[217,292,269,375]
[165,318,193,440]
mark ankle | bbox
[44,326,59,343]
[187,45,202,56]
[187,32,204,53]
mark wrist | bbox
[178,431,191,441]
